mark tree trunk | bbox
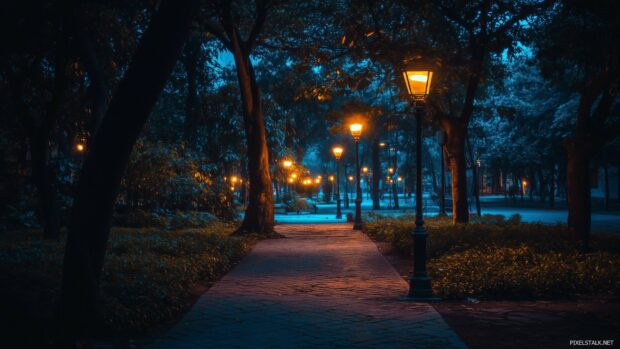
[229,31,274,234]
[59,1,196,342]
[182,35,200,146]
[549,162,556,208]
[372,139,381,209]
[443,119,469,223]
[538,167,546,203]
[604,162,609,210]
[566,137,591,250]
[466,137,481,217]
[392,150,399,209]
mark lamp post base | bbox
[407,276,437,300]
[353,199,363,230]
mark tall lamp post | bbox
[403,65,438,300]
[349,123,364,230]
[332,146,344,219]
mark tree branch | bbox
[204,20,232,50]
[246,0,270,54]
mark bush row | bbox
[363,213,620,299]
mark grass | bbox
[0,221,253,343]
[363,213,620,299]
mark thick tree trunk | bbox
[182,36,200,146]
[371,139,381,209]
[76,31,107,135]
[229,33,274,234]
[59,1,196,342]
[566,137,591,250]
[443,119,469,223]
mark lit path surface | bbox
[148,224,466,349]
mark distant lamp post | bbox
[332,146,344,219]
[403,63,437,300]
[349,123,364,230]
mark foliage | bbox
[0,223,253,337]
[121,141,238,221]
[364,214,620,299]
[113,209,221,230]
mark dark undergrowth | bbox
[0,220,255,347]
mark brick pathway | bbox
[148,224,466,348]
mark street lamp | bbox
[403,64,437,300]
[349,123,364,230]
[332,146,344,219]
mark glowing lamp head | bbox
[332,146,344,160]
[329,175,334,181]
[403,69,433,101]
[291,173,298,179]
[349,123,363,141]
[231,176,238,183]
[397,176,403,182]
[379,142,386,148]
[75,143,85,152]
[315,178,320,184]
[282,160,293,168]
[348,176,354,181]
[388,167,394,174]
[362,166,368,173]
[288,178,294,183]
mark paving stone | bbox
[147,224,467,348]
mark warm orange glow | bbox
[349,123,363,140]
[379,142,386,147]
[403,70,433,100]
[332,146,344,160]
[329,175,334,181]
[397,176,403,181]
[388,167,394,174]
[315,178,320,184]
[348,176,354,181]
[230,186,235,191]
[75,143,85,152]
[288,178,294,183]
[231,176,238,183]
[522,180,527,186]
[291,173,298,179]
[362,166,368,173]
[282,160,293,168]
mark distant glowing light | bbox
[76,143,85,152]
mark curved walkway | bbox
[149,224,466,348]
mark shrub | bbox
[0,222,253,337]
[114,209,221,230]
[363,214,620,299]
